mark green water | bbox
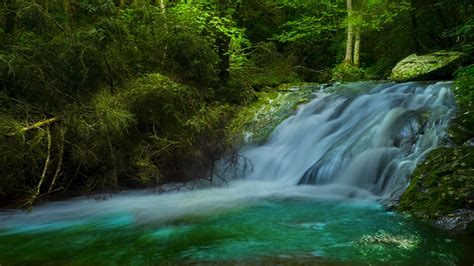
[0,197,472,265]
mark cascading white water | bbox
[0,81,456,229]
[240,81,456,200]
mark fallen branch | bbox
[48,127,65,193]
[21,117,59,132]
[28,126,52,207]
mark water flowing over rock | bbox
[239,81,456,201]
[0,82,470,265]
[390,51,464,82]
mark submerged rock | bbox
[390,51,465,82]
[357,230,420,250]
[435,209,474,231]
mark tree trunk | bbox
[159,0,166,11]
[63,0,72,29]
[344,0,354,65]
[5,0,17,38]
[119,0,126,9]
[217,33,231,82]
[41,0,49,12]
[353,27,361,67]
[410,0,420,51]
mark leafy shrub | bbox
[232,42,301,89]
[332,63,370,82]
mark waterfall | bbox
[240,81,456,199]
[0,81,456,230]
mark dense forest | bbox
[1,0,474,264]
[0,0,472,208]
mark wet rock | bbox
[463,138,474,147]
[228,83,317,145]
[435,209,474,231]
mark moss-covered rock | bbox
[397,147,474,220]
[390,51,465,82]
[397,65,474,231]
[228,83,317,145]
[449,66,474,145]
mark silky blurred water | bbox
[0,81,471,265]
[240,81,456,201]
[0,189,472,265]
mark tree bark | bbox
[217,33,231,82]
[353,27,361,67]
[5,0,17,38]
[159,0,166,11]
[40,0,49,12]
[344,0,354,65]
[410,0,420,51]
[63,0,72,29]
[21,117,59,133]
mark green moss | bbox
[332,64,372,82]
[449,66,474,145]
[397,66,474,222]
[390,51,464,82]
[228,83,317,145]
[397,147,474,219]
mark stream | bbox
[0,81,472,265]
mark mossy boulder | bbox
[228,84,317,145]
[396,66,474,231]
[390,51,465,82]
[449,66,474,145]
[397,146,474,229]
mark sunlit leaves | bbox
[171,2,251,68]
[272,0,344,43]
[273,16,338,43]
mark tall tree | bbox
[344,0,410,67]
[159,0,166,11]
[353,27,361,67]
[344,0,354,65]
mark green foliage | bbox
[0,71,237,205]
[349,0,411,31]
[448,65,474,145]
[0,115,29,200]
[270,0,344,71]
[119,5,221,87]
[0,112,64,205]
[332,63,370,82]
[172,2,251,73]
[163,29,220,87]
[231,42,301,89]
[445,18,474,53]
[273,7,342,43]
[454,64,473,100]
[122,74,200,132]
